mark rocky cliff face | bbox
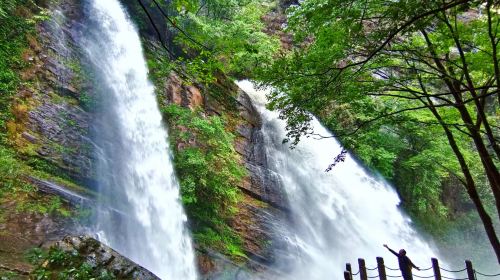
[38,236,161,279]
[0,1,95,278]
[0,205,77,277]
[1,0,291,278]
[159,72,291,278]
[12,0,94,185]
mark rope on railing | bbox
[345,257,498,280]
[440,275,468,280]
[474,269,500,277]
[385,266,400,271]
[419,266,433,271]
[441,267,467,273]
[413,274,436,278]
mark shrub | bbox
[162,104,247,258]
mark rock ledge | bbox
[47,235,160,280]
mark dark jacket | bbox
[387,248,418,280]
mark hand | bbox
[417,267,421,271]
[383,244,388,248]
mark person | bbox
[383,244,420,280]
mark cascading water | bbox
[237,80,444,280]
[79,1,197,279]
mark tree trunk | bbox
[421,28,500,218]
[454,103,500,218]
[487,0,500,107]
[427,99,500,263]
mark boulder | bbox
[42,236,160,280]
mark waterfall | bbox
[79,0,197,279]
[237,80,444,280]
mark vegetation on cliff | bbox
[27,236,160,280]
[0,1,75,218]
[128,0,279,82]
[163,104,247,258]
[137,0,280,260]
[28,247,116,280]
[0,0,34,131]
[2,0,499,275]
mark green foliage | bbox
[0,1,33,130]
[138,0,279,82]
[27,247,116,280]
[17,196,71,217]
[0,146,34,206]
[162,104,247,257]
[0,0,17,19]
[0,271,19,280]
[0,1,49,127]
[0,146,23,192]
[0,1,88,225]
[0,145,72,219]
[194,227,246,258]
[147,54,174,85]
[26,156,72,181]
[257,0,499,240]
[0,0,38,180]
[78,91,96,111]
[176,0,280,77]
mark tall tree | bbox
[133,0,279,81]
[258,0,500,262]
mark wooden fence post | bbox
[376,257,387,280]
[432,258,441,280]
[465,260,475,280]
[358,258,368,280]
[346,263,353,280]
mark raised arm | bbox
[383,244,398,256]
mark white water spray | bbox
[237,80,444,280]
[80,1,197,279]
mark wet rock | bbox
[21,132,37,143]
[16,0,96,185]
[236,91,290,211]
[36,146,49,156]
[230,90,294,275]
[187,85,204,108]
[237,88,261,127]
[164,73,184,105]
[27,176,94,206]
[237,124,253,141]
[261,12,294,50]
[157,65,291,276]
[49,236,160,280]
[27,95,93,181]
[59,83,79,96]
[164,72,205,109]
[0,200,80,279]
[197,247,283,280]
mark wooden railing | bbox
[344,257,500,280]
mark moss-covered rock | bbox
[29,236,160,280]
